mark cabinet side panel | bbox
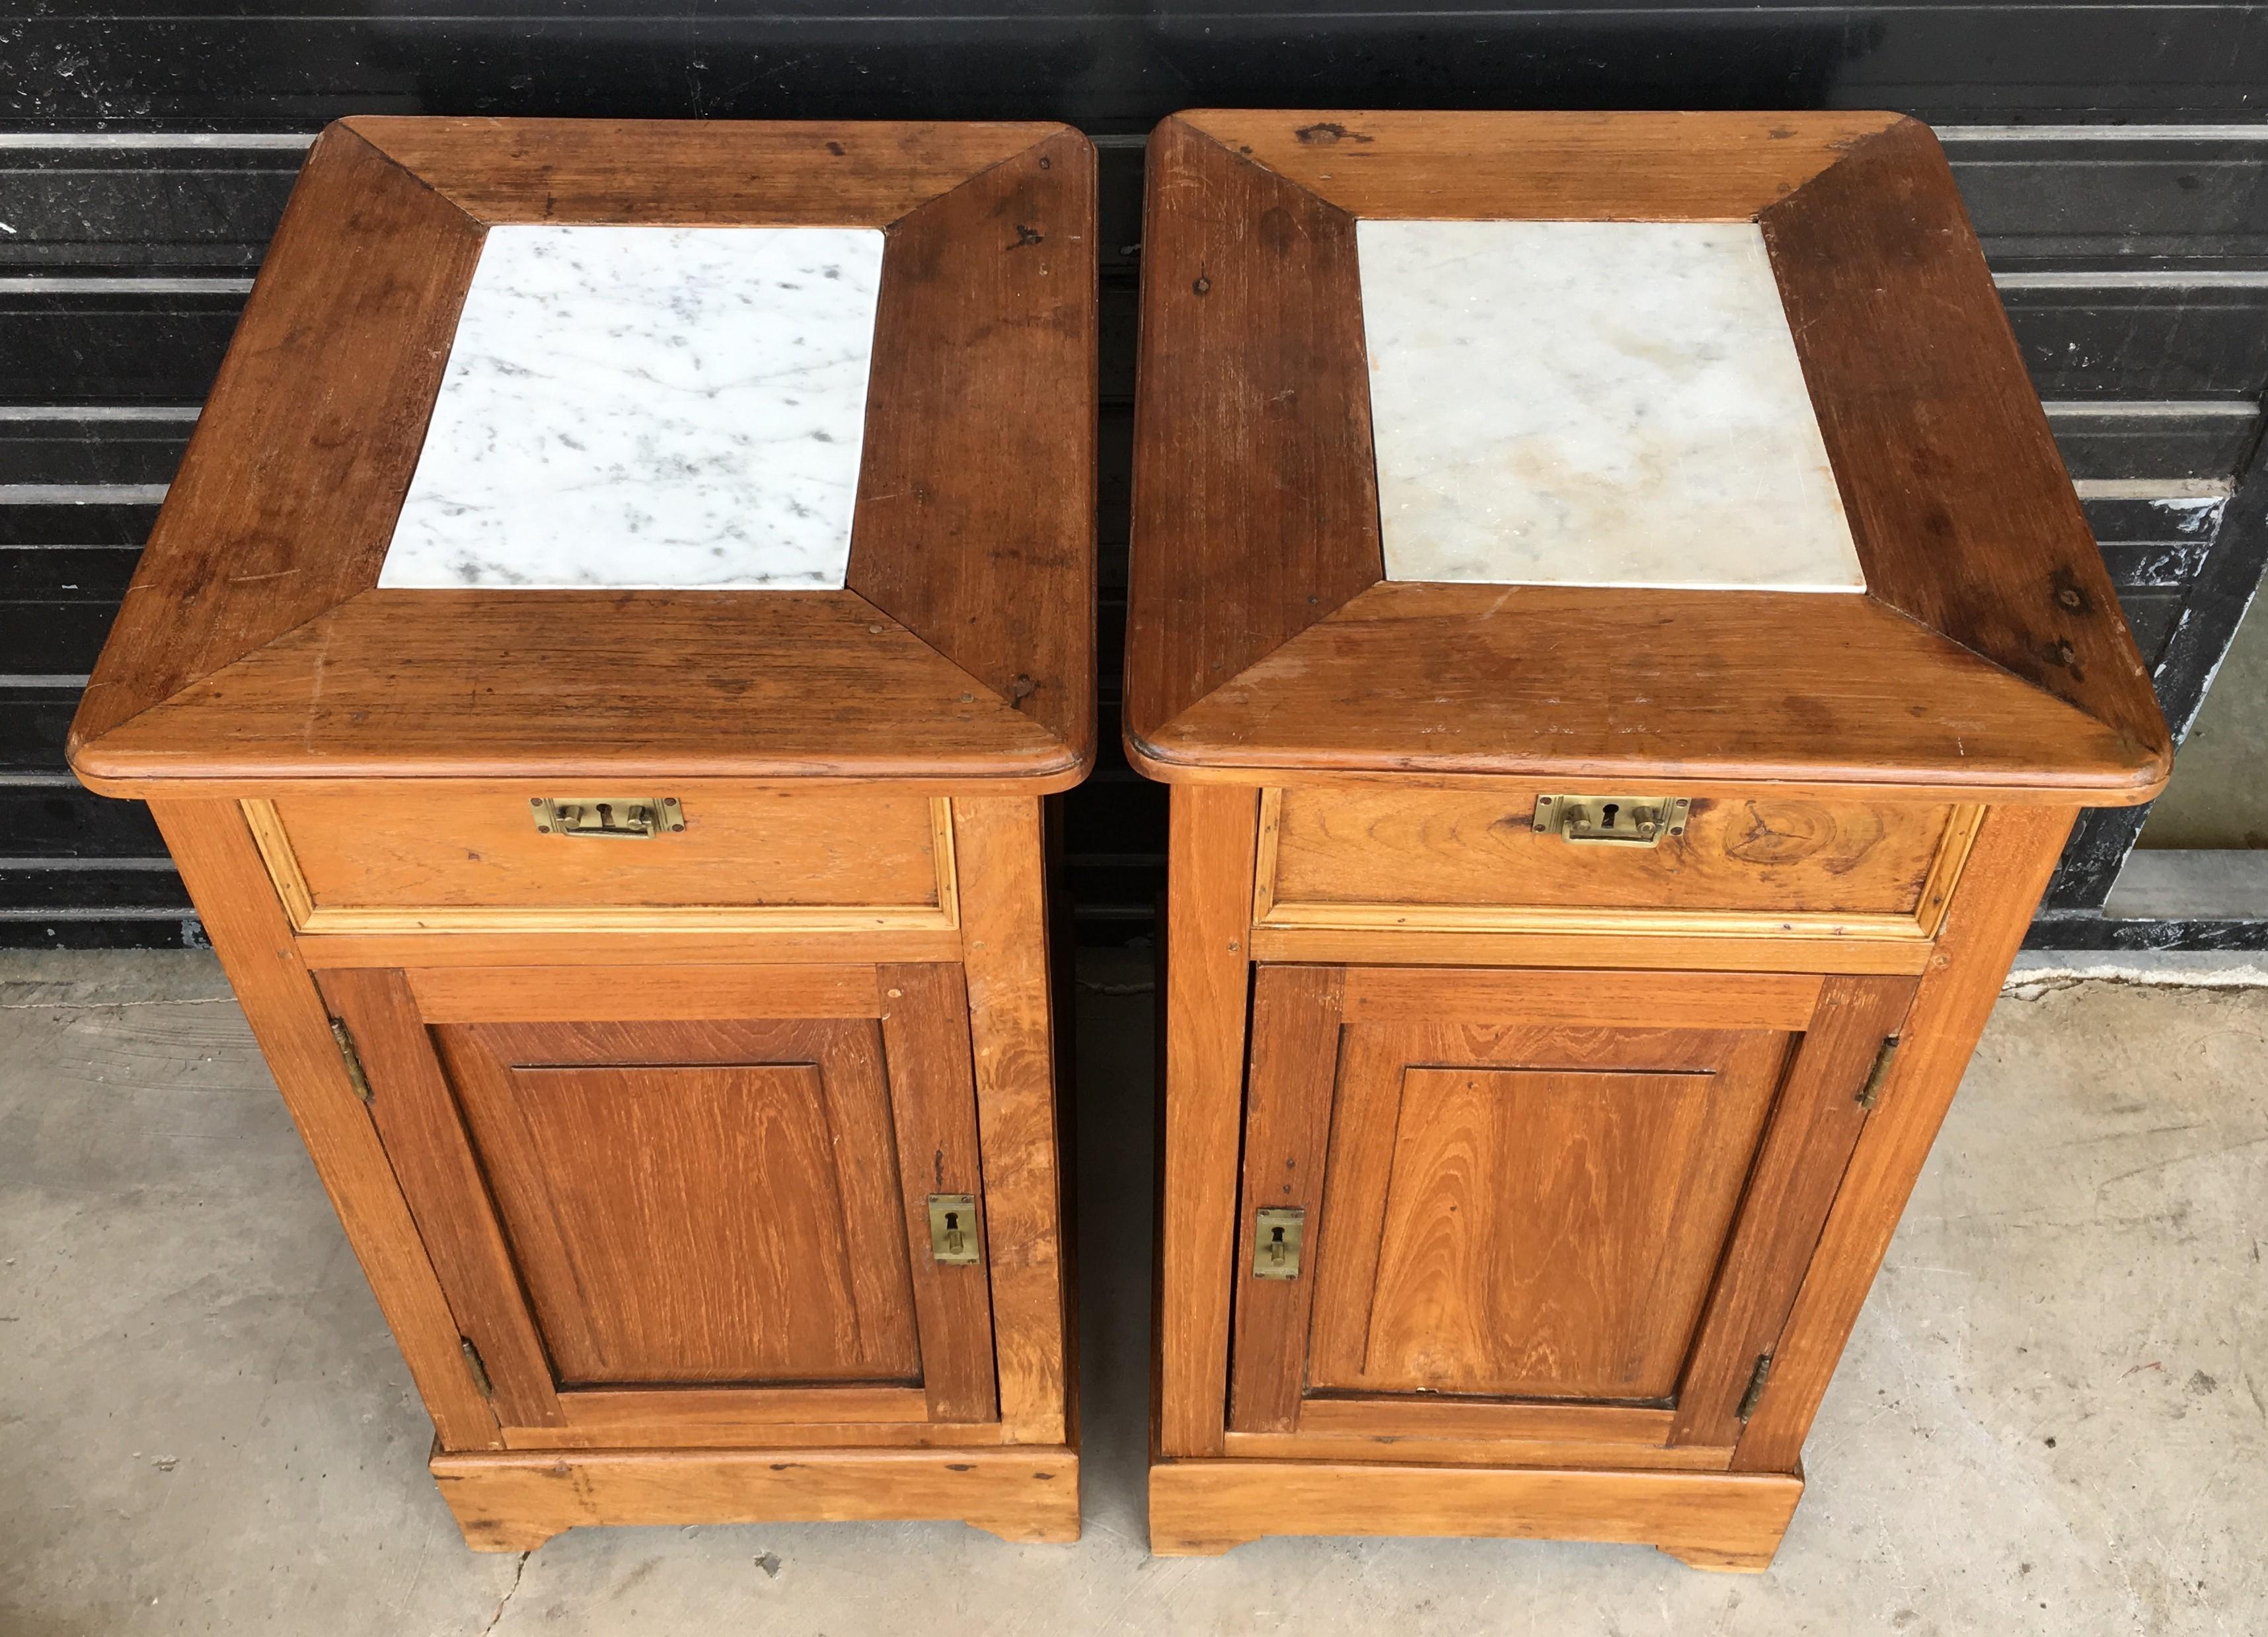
[147,798,501,1450]
[1733,804,2077,1470]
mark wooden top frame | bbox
[69,118,1096,797]
[1124,110,2170,804]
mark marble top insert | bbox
[378,224,885,590]
[1357,219,1866,593]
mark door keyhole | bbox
[1601,802,1620,829]
[1267,1225,1287,1266]
[944,1210,964,1255]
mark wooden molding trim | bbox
[402,964,888,1024]
[432,1443,1081,1552]
[1221,1430,1733,1473]
[1295,1396,1676,1447]
[1252,788,1985,946]
[547,1385,930,1433]
[1247,925,1938,977]
[293,928,967,970]
[503,1418,1020,1453]
[242,796,961,937]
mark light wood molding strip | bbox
[1337,967,1824,1032]
[548,1385,930,1431]
[928,797,962,929]
[404,964,887,1024]
[1221,1431,1734,1473]
[1248,925,1937,977]
[241,798,316,929]
[1295,1395,1679,1447]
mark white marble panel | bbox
[378,224,885,590]
[1357,219,1866,591]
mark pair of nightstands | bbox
[71,112,2166,1568]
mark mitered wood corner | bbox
[1123,110,2168,808]
[69,117,1095,797]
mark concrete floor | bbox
[2139,580,2268,850]
[3,950,2264,1636]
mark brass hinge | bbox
[328,1018,373,1104]
[1856,1036,1901,1112]
[460,1336,494,1399]
[1737,1351,1774,1424]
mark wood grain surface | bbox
[1123,112,2170,804]
[1264,787,1964,919]
[346,117,1063,227]
[441,1021,922,1387]
[1763,118,2170,794]
[876,962,999,1424]
[314,966,564,1428]
[850,128,1096,773]
[1225,966,1344,1434]
[951,798,1073,1443]
[1306,1026,1786,1402]
[1136,583,2157,802]
[69,120,1096,798]
[70,124,479,759]
[262,789,945,913]
[1156,783,1260,1458]
[1671,975,1917,1447]
[152,801,502,1451]
[1176,108,1904,219]
[1123,116,1383,743]
[76,591,1077,792]
[435,1444,1080,1552]
[1149,1458,1801,1566]
[1733,806,2076,1471]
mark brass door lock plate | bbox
[1532,793,1690,847]
[1252,1207,1305,1279]
[927,1194,981,1265]
[530,796,684,839]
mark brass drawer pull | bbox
[1532,793,1690,848]
[530,796,685,839]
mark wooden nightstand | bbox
[1126,110,2168,1567]
[69,118,1095,1551]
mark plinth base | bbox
[1147,1457,1801,1570]
[432,1444,1081,1553]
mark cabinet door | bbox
[1228,965,1914,1455]
[315,962,996,1445]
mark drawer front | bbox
[1257,788,1981,942]
[246,790,956,934]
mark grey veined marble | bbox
[1357,219,1867,593]
[378,224,885,590]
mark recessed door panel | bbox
[315,962,999,1443]
[440,1025,919,1387]
[1228,965,1914,1453]
[1341,1065,1766,1400]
